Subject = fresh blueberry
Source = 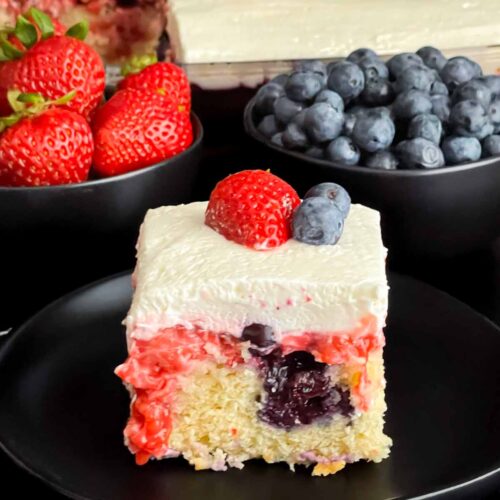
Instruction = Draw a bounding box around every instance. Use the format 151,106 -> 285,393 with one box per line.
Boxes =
449,99 -> 493,139
452,79 -> 492,109
408,113 -> 443,145
273,96 -> 304,124
393,90 -> 433,120
257,115 -> 281,138
483,135 -> 500,157
294,60 -> 328,84
357,56 -> 389,81
282,122 -> 310,149
254,82 -> 283,115
488,98 -> 500,133
352,111 -> 395,152
271,74 -> 289,86
365,150 -> 399,170
442,136 -> 481,164
292,108 -> 308,129
305,145 -> 325,159
242,324 -> 275,348
285,71 -> 324,102
395,65 -> 435,93
304,102 -> 344,143
304,182 -> 351,218
342,111 -> 357,136
431,94 -> 451,123
346,48 -> 380,64
440,56 -> 482,92
361,77 -> 394,106
325,136 -> 360,165
314,89 -> 344,113
480,75 -> 500,98
327,61 -> 365,101
387,52 -> 424,78
430,80 -> 449,96
416,46 -> 448,72
293,197 -> 345,245
270,132 -> 284,147
396,138 -> 445,169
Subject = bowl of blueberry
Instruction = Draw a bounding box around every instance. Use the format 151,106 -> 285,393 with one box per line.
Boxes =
244,47 -> 500,260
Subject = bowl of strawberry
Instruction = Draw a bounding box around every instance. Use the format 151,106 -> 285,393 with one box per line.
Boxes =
244,48 -> 500,261
0,9 -> 203,328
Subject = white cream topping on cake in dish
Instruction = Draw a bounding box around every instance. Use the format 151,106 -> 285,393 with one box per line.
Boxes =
167,0 -> 500,64
126,201 -> 388,342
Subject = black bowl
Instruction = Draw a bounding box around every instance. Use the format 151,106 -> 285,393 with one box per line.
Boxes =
0,113 -> 203,329
244,98 -> 500,262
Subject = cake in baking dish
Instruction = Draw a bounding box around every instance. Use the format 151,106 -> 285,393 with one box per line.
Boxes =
115,170 -> 392,475
0,1 -> 167,63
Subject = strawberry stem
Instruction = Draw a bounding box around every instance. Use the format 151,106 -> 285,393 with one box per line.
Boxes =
65,20 -> 89,41
121,54 -> 158,76
27,7 -> 54,39
0,34 -> 24,60
14,15 -> 37,48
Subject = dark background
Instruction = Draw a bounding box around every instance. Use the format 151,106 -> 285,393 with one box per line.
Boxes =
1,138 -> 499,499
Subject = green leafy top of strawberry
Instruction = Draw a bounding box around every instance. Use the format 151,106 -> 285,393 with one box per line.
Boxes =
0,7 -> 89,61
0,89 -> 76,132
121,54 -> 159,77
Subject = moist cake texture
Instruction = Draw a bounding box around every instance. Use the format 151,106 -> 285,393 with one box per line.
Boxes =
116,199 -> 392,474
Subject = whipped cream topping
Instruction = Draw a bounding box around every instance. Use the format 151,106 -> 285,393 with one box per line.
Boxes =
126,202 -> 388,342
167,0 -> 500,64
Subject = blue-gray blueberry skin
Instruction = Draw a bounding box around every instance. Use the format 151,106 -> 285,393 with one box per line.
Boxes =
282,122 -> 310,150
357,56 -> 389,81
488,99 -> 500,133
430,81 -> 449,96
393,90 -> 433,120
305,145 -> 325,159
304,182 -> 351,218
304,102 -> 344,143
325,136 -> 360,165
417,46 -> 448,72
442,136 -> 482,164
292,197 -> 345,245
361,77 -> 394,106
292,109 -> 308,129
346,48 -> 379,64
257,115 -> 281,138
342,111 -> 357,136
431,95 -> 451,123
254,82 -> 283,115
387,52 -> 424,78
314,89 -> 344,113
449,99 -> 493,139
271,74 -> 289,86
352,112 -> 395,152
440,56 -> 482,92
483,135 -> 500,156
452,79 -> 492,110
273,96 -> 304,125
327,61 -> 365,101
395,65 -> 436,93
285,71 -> 324,102
365,150 -> 399,170
480,75 -> 500,98
408,113 -> 443,145
396,138 -> 445,169
270,132 -> 284,147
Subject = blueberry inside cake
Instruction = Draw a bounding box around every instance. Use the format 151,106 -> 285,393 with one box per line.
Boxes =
115,170 -> 392,475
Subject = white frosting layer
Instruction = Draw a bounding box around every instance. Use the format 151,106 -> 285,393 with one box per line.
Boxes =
126,202 -> 388,341
167,0 -> 500,64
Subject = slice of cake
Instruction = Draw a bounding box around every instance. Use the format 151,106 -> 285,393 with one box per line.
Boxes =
116,170 -> 392,474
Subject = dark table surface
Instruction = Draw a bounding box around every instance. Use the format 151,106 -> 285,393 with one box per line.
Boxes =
1,144 -> 499,499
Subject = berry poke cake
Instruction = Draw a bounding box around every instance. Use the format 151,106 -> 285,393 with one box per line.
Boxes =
115,170 -> 392,475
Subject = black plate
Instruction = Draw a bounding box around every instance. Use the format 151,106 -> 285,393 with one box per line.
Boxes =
0,272 -> 499,500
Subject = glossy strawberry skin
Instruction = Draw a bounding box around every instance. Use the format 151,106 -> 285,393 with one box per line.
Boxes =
92,88 -> 194,177
117,62 -> 191,112
205,170 -> 301,250
0,108 -> 94,187
0,36 -> 105,118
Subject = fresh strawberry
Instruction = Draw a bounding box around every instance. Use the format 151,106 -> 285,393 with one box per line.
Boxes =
0,92 -> 93,187
118,55 -> 191,112
92,88 -> 193,177
0,9 -> 105,118
205,170 -> 301,250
